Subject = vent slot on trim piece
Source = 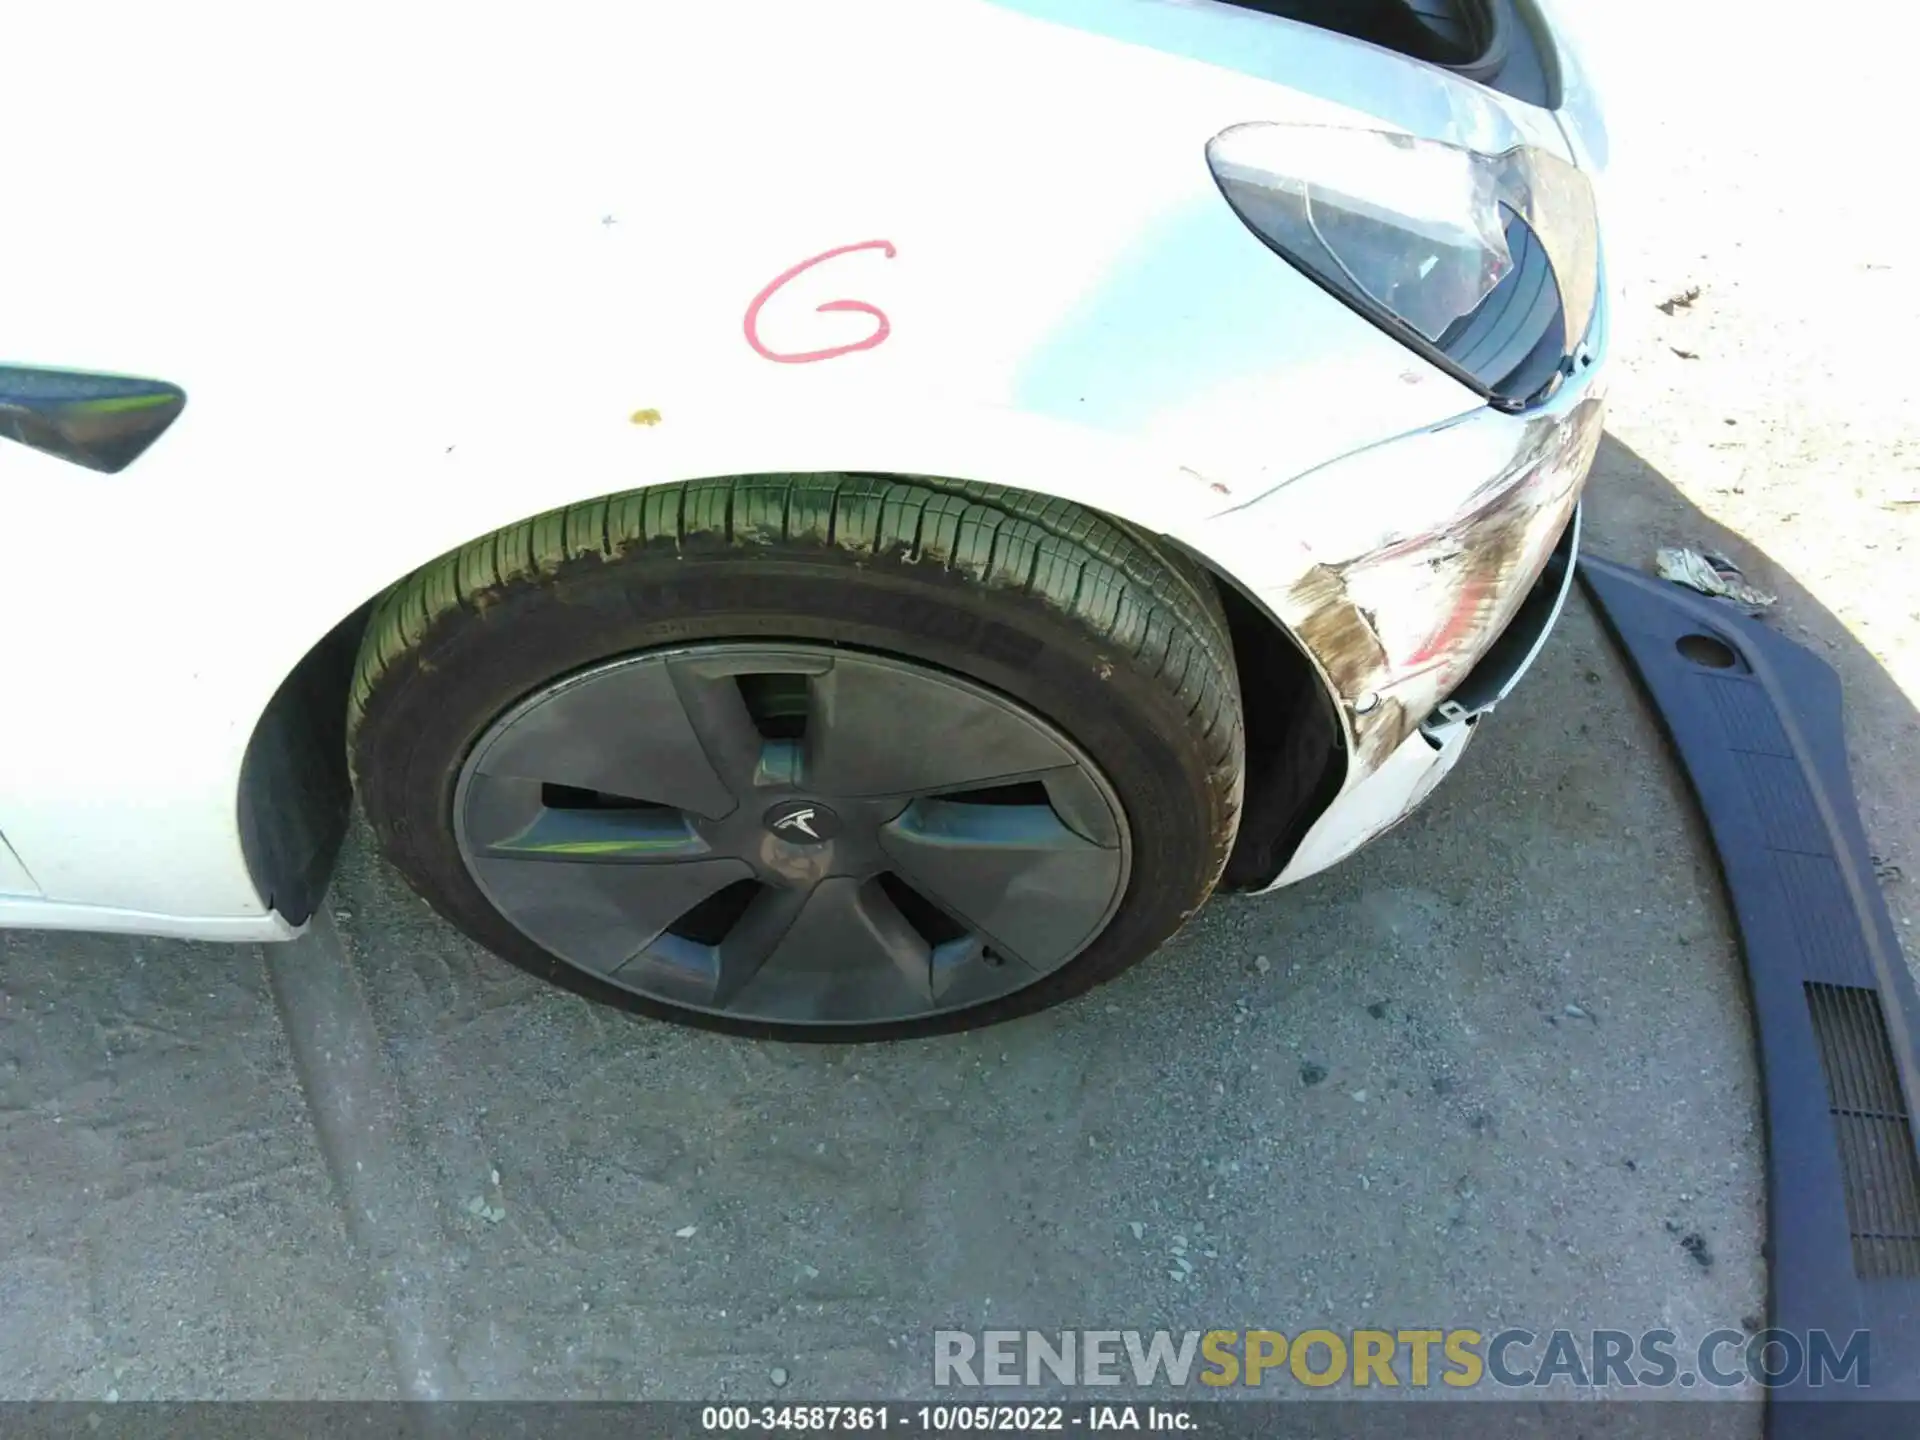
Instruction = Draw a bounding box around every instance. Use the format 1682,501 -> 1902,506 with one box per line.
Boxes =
1806,981 -> 1920,1279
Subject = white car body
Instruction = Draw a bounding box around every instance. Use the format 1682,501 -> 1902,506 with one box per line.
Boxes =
0,0 -> 1608,942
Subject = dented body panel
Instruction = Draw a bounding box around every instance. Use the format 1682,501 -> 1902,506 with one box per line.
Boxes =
0,0 -> 1608,936
1210,384 -> 1606,770
1194,298 -> 1608,883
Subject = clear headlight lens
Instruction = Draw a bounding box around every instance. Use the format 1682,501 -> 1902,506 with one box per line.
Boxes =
1207,123 -> 1599,409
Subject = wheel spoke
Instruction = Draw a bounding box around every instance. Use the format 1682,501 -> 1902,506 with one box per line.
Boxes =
471,659 -> 743,819
930,934 -> 1037,1008
805,656 -> 1078,798
463,774 -> 708,860
662,658 -> 776,792
878,800 -> 1122,969
467,853 -> 753,975
614,884 -> 803,1008
718,877 -> 936,1022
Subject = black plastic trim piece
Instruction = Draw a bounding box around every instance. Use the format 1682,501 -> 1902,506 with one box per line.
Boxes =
1500,0 -> 1560,107
1195,555 -> 1347,892
0,365 -> 186,473
1425,502 -> 1579,728
1224,0 -> 1547,103
236,605 -> 371,926
1581,556 -> 1920,1425
1408,0 -> 1509,80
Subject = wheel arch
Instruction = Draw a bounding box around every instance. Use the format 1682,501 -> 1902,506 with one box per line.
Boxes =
235,598 -> 374,925
1191,550 -> 1348,889
235,472 -> 1346,922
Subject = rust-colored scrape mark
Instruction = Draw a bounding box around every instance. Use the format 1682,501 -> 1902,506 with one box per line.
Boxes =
1181,466 -> 1233,497
629,408 -> 663,427
1284,562 -> 1409,769
1286,563 -> 1387,699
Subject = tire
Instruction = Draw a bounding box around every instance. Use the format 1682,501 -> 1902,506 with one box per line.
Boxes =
347,473 -> 1244,1040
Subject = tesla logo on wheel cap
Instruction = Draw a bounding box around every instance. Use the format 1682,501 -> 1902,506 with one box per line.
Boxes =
764,800 -> 840,843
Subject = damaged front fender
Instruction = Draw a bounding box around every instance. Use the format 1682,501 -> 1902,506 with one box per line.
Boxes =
1195,337 -> 1607,785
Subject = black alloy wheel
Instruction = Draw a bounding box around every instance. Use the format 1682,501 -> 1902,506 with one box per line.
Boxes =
452,643 -> 1131,1026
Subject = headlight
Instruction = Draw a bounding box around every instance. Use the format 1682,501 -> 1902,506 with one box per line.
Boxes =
1206,123 -> 1599,411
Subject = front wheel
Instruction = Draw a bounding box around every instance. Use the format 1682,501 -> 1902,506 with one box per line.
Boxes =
347,474 -> 1244,1040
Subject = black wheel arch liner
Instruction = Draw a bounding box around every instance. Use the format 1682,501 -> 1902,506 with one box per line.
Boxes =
1582,555 -> 1920,1427
235,602 -> 371,927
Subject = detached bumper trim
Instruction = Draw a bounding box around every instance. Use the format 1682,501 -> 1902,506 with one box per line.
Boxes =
1424,500 -> 1582,731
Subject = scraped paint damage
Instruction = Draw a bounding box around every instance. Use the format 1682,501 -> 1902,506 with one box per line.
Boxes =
1264,392 -> 1600,775
1282,561 -> 1402,768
